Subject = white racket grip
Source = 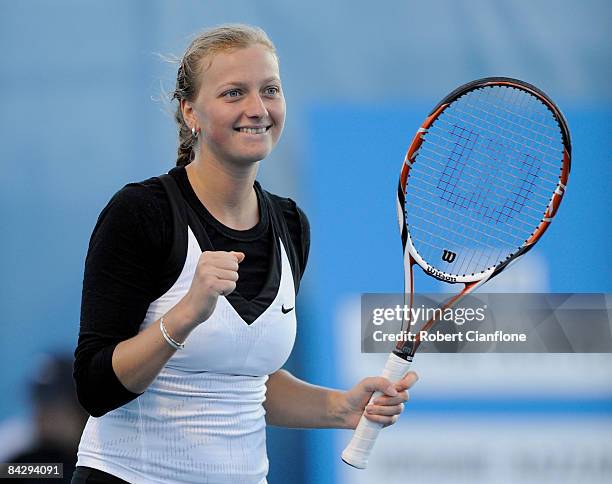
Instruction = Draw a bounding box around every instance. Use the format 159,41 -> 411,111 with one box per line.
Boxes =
341,352 -> 412,469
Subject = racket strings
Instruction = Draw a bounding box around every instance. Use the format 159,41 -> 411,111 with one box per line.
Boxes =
415,133 -> 557,235
412,173 -> 543,233
408,200 -> 513,277
421,144 -> 552,220
442,90 -> 563,198
408,216 -> 513,278
418,139 -> 555,228
440,110 -> 563,174
440,91 -> 564,171
452,87 -> 563,161
418,142 -> 551,216
453,88 -> 560,147
405,85 -> 565,277
409,213 -> 511,278
409,188 -> 527,246
430,116 -> 562,185
471,85 -> 563,145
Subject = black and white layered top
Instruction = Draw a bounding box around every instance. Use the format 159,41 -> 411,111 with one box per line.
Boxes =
74,167 -> 309,484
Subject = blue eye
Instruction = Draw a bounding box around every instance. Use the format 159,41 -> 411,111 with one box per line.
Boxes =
264,86 -> 280,97
224,89 -> 241,98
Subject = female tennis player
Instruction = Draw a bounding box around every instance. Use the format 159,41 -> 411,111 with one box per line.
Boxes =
71,24 -> 418,484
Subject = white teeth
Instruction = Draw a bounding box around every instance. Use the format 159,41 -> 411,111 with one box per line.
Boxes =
238,127 -> 268,134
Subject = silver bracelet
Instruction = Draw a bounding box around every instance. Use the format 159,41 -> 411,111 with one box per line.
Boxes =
159,316 -> 185,350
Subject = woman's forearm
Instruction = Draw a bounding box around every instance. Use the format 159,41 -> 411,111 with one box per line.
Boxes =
264,369 -> 351,429
112,250 -> 243,394
112,301 -> 196,393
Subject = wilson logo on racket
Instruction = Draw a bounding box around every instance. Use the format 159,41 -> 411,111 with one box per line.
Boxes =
441,249 -> 457,263
426,266 -> 457,282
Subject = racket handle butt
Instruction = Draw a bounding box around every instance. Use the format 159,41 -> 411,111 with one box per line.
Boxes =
341,352 -> 412,469
341,451 -> 368,470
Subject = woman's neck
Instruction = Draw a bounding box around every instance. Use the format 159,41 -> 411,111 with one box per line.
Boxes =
185,157 -> 260,230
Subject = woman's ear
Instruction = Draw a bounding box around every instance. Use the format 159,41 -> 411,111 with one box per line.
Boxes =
181,99 -> 197,131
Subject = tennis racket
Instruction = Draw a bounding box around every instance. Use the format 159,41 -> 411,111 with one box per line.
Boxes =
341,77 -> 571,469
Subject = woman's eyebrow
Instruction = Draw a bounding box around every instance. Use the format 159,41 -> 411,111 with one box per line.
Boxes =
217,77 -> 281,90
261,76 -> 281,84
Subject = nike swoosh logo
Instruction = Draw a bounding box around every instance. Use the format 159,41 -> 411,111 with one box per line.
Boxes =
281,305 -> 294,314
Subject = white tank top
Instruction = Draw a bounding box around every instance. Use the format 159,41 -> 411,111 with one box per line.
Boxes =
76,225 -> 297,483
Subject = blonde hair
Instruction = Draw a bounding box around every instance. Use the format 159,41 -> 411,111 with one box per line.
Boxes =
172,24 -> 278,166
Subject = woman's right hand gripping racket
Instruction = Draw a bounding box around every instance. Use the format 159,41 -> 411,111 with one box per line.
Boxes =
341,77 -> 572,469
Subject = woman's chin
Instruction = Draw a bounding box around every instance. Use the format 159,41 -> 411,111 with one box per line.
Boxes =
232,148 -> 273,165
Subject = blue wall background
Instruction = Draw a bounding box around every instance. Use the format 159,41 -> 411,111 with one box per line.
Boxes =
1,1 -> 610,483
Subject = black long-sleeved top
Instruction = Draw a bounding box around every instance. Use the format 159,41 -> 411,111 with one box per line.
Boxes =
74,167 -> 309,417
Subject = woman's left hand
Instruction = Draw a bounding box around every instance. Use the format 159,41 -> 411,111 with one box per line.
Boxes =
337,372 -> 419,429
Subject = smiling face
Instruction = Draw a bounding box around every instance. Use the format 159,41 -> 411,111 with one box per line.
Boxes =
182,44 -> 285,167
